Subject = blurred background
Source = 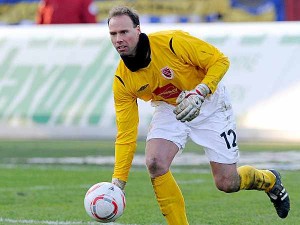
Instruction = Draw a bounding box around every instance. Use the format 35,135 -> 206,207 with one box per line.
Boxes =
0,0 -> 299,25
0,0 -> 300,142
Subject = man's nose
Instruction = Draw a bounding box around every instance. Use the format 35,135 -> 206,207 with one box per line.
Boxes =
116,33 -> 123,42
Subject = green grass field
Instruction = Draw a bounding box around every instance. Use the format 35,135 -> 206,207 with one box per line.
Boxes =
0,140 -> 299,225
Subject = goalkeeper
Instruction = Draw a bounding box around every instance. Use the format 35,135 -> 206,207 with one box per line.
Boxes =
107,6 -> 290,224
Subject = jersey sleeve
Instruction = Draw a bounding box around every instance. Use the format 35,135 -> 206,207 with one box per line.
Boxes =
171,31 -> 230,93
112,74 -> 139,182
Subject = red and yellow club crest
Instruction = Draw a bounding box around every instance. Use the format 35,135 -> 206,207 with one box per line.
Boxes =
161,66 -> 174,79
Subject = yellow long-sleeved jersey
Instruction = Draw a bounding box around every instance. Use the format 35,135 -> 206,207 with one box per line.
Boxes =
112,30 -> 230,181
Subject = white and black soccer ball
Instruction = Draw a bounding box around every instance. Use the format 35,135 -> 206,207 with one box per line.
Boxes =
84,182 -> 126,223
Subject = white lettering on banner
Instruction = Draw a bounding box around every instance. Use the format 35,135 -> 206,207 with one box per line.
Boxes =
0,23 -> 299,140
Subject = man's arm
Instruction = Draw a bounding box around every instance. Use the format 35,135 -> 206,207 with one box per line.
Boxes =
111,75 -> 139,189
171,31 -> 230,93
112,142 -> 137,189
172,31 -> 230,121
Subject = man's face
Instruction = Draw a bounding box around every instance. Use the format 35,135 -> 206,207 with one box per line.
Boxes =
108,15 -> 141,57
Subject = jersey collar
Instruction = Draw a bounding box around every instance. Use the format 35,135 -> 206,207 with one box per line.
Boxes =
121,33 -> 151,72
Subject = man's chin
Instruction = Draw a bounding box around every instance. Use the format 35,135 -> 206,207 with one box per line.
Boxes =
119,52 -> 126,56
119,52 -> 132,57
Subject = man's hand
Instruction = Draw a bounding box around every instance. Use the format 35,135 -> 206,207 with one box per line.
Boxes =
173,84 -> 210,122
112,178 -> 126,190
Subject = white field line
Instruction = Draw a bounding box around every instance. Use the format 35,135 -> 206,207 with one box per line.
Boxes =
24,151 -> 300,170
0,218 -> 141,225
177,178 -> 204,184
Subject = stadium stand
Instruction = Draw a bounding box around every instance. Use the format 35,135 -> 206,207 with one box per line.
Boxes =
0,0 -> 298,25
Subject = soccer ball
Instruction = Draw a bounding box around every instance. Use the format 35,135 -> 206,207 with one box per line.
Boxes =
84,182 -> 126,223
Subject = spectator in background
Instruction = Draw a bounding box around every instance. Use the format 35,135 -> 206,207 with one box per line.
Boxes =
36,0 -> 98,24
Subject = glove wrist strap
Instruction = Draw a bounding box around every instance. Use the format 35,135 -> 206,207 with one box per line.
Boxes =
195,83 -> 210,97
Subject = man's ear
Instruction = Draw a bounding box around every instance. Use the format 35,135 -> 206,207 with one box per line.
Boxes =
136,25 -> 141,34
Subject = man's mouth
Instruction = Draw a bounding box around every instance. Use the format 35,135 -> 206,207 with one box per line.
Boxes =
117,46 -> 127,52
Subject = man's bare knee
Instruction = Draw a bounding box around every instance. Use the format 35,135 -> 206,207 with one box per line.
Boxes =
146,157 -> 168,178
145,139 -> 179,178
215,177 -> 239,193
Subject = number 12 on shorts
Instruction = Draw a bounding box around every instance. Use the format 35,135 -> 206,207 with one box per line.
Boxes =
220,129 -> 237,149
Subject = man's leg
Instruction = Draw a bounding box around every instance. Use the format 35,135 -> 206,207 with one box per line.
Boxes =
210,162 -> 240,192
210,162 -> 290,218
210,162 -> 277,192
146,138 -> 189,225
237,165 -> 276,191
238,165 -> 290,218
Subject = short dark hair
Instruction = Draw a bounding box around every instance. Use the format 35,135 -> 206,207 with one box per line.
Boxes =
107,6 -> 140,27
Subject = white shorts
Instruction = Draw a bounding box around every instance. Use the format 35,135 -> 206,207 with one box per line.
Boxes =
146,83 -> 239,164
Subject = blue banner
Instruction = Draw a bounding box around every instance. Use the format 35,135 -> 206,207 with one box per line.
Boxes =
0,0 -> 38,3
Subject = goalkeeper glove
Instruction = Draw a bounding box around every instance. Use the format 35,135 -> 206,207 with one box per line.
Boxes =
173,84 -> 210,122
